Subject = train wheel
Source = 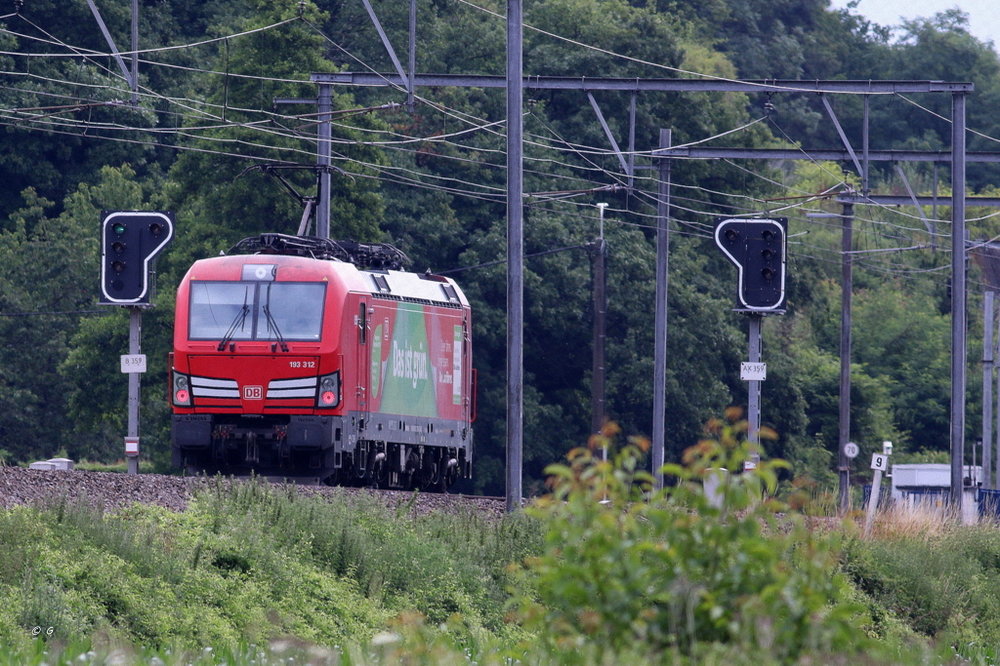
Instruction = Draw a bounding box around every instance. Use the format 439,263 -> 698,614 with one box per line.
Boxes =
323,466 -> 342,487
343,453 -> 364,487
353,451 -> 372,486
402,450 -> 421,490
417,464 -> 438,491
365,447 -> 388,488
438,458 -> 459,492
370,457 -> 388,488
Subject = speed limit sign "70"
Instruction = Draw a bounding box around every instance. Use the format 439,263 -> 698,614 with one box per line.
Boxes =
870,453 -> 888,471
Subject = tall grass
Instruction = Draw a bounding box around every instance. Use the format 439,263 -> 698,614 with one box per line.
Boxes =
844,503 -> 1000,657
189,479 -> 540,628
0,480 -> 538,658
870,498 -> 961,540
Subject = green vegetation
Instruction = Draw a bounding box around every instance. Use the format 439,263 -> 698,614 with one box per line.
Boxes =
72,460 -> 158,474
3,0 -> 1000,493
844,505 -> 1000,660
0,479 -> 538,663
6,421 -> 1000,663
508,418 -> 863,663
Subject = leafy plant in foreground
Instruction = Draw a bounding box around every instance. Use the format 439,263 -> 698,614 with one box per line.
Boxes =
510,414 -> 869,663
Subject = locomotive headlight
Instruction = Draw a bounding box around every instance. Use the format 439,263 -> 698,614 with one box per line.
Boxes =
173,371 -> 192,406
317,372 -> 340,408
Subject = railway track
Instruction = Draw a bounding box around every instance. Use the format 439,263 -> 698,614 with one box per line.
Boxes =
0,465 -> 506,518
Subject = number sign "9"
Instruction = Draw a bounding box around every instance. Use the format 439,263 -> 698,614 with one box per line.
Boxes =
870,453 -> 888,471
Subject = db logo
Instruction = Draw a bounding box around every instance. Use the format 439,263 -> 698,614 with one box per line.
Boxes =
243,385 -> 264,400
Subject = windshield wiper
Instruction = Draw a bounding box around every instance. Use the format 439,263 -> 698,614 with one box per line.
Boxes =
217,289 -> 250,351
262,283 -> 289,352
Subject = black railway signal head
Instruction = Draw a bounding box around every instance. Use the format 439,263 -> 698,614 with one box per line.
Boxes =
714,217 -> 787,312
100,211 -> 175,304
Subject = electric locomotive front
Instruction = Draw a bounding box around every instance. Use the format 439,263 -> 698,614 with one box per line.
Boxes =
170,234 -> 474,489
170,250 -> 351,478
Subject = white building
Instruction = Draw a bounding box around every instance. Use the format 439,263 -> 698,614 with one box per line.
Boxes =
890,463 -> 981,524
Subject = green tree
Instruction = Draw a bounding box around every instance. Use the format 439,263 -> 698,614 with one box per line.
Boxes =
164,0 -> 386,270
885,11 -> 1000,190
54,165 -> 173,465
0,164 -> 157,463
848,283 -> 951,453
0,0 -> 258,220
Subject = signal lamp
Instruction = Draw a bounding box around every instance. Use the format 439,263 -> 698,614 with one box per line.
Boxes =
714,217 -> 787,312
99,211 -> 174,304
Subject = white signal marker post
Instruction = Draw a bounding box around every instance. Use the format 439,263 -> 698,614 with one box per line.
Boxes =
124,311 -> 144,475
864,449 -> 891,537
744,315 -> 764,470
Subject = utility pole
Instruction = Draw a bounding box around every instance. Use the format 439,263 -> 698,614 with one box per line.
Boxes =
130,0 -> 138,104
995,325 -> 1000,490
652,129 -> 671,489
591,203 -> 608,451
950,92 -> 967,509
984,290 -> 994,489
317,83 -> 333,239
505,0 -> 524,513
408,0 -> 417,111
838,202 -> 854,512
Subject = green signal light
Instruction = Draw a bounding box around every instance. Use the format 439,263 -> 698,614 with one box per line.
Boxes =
112,222 -> 127,235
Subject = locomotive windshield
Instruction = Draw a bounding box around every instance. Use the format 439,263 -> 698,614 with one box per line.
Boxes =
189,281 -> 326,342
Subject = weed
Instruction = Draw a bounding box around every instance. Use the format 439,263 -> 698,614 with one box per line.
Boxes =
872,499 -> 960,541
509,416 -> 870,663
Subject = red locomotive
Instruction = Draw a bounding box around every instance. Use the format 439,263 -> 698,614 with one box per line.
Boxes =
170,234 -> 474,489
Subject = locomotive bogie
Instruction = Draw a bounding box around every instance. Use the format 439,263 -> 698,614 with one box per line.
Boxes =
170,238 -> 474,490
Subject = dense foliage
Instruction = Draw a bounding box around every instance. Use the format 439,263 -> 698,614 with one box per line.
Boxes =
0,481 -> 538,658
509,418 -> 863,662
2,0 -> 1000,493
8,421 -> 1000,663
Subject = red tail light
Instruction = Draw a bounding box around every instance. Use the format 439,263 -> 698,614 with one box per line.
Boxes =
316,372 -> 340,408
173,371 -> 192,406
